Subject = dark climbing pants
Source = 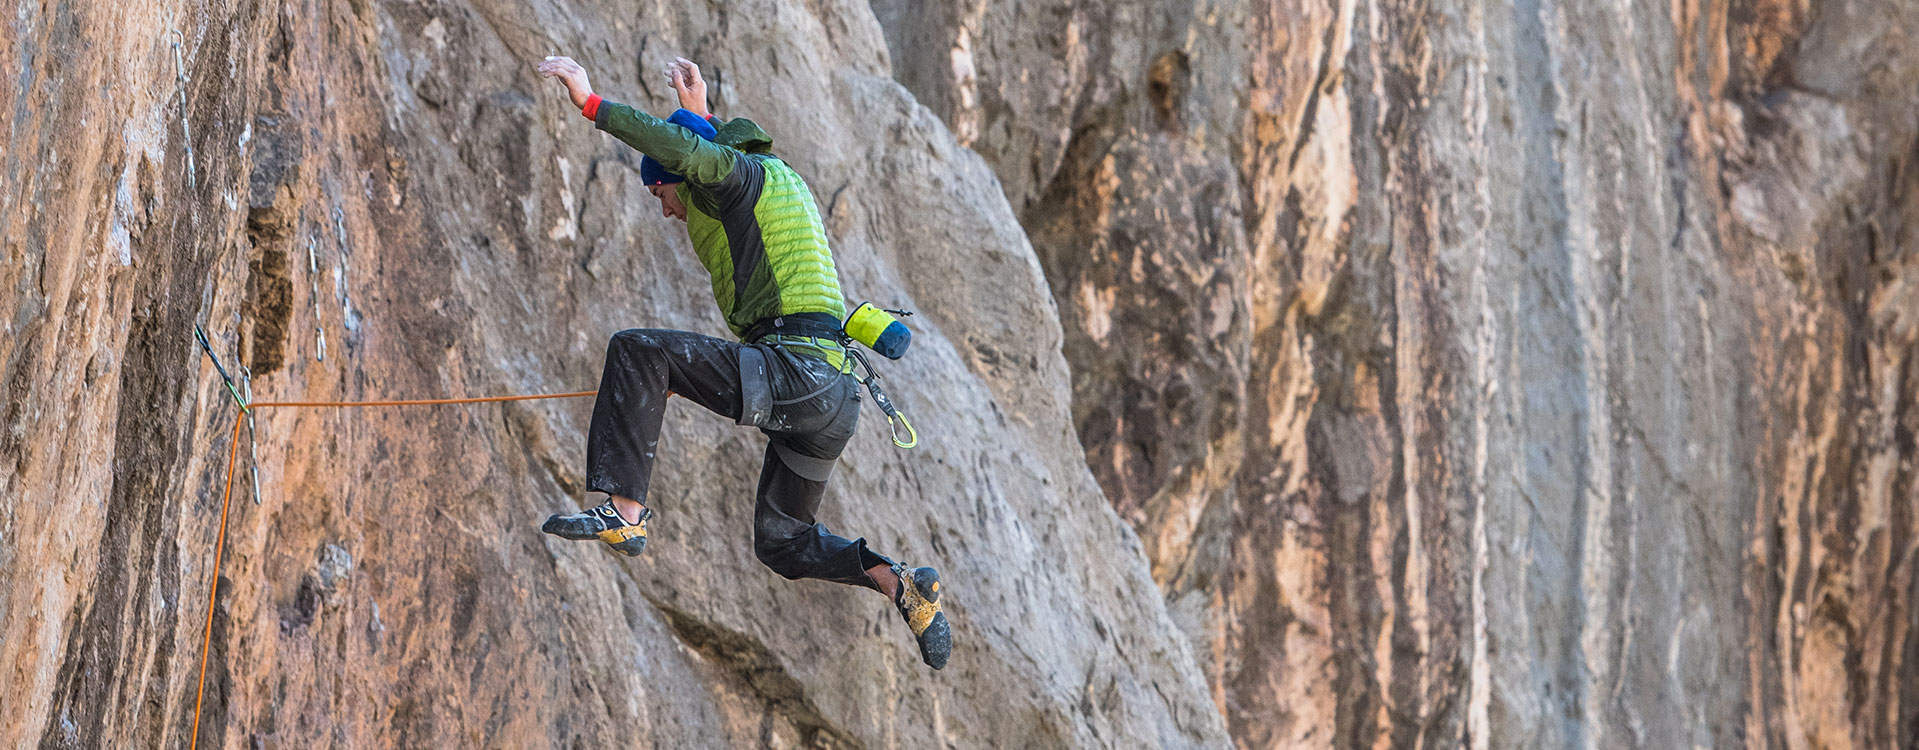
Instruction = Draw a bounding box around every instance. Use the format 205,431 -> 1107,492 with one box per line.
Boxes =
584,328 -> 893,589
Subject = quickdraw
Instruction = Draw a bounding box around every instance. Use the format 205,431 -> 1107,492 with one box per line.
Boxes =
846,347 -> 917,449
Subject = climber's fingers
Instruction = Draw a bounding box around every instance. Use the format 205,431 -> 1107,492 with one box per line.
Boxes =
674,58 -> 702,87
538,56 -> 585,79
664,58 -> 703,93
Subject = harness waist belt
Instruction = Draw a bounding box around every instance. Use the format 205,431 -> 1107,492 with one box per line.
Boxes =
744,312 -> 844,344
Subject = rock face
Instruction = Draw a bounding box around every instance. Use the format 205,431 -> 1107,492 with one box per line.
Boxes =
872,0 -> 1919,748
0,0 -> 1232,748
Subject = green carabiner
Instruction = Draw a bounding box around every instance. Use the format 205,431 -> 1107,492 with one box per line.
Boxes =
887,412 -> 918,449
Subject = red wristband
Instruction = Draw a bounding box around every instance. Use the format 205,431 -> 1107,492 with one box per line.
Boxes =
580,94 -> 603,121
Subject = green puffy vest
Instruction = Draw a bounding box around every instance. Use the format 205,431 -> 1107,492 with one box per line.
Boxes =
681,153 -> 846,336
594,103 -> 846,339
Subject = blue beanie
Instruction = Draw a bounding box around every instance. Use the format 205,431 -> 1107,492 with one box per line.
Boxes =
641,109 -> 720,186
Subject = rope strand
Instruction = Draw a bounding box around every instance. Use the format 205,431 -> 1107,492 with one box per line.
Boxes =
189,412 -> 245,750
250,391 -> 597,409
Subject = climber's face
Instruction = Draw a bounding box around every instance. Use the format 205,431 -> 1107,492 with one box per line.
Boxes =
648,183 -> 688,222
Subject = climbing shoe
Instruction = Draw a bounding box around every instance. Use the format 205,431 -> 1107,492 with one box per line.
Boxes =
541,500 -> 652,557
892,563 -> 951,670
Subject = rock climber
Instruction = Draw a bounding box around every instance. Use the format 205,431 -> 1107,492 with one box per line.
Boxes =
533,54 -> 950,669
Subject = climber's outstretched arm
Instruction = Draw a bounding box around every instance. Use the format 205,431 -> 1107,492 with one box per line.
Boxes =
536,55 -> 735,184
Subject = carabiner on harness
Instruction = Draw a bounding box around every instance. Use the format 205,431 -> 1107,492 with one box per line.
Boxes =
847,348 -> 918,449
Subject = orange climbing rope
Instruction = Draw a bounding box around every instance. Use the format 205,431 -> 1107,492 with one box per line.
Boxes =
247,392 -> 598,409
190,411 -> 245,750
187,389 -> 597,749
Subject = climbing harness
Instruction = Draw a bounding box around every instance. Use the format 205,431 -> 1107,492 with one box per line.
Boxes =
746,308 -> 921,449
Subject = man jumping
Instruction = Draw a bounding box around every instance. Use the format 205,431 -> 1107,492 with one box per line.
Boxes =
533,55 -> 950,669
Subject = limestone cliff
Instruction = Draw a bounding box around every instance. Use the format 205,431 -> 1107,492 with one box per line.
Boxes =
873,0 -> 1919,747
0,0 -> 1232,747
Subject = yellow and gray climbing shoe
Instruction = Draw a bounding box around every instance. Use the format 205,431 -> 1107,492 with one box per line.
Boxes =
893,563 -> 951,669
542,500 -> 652,557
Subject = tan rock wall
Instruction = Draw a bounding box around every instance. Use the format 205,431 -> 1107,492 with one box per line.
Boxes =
871,0 -> 1919,747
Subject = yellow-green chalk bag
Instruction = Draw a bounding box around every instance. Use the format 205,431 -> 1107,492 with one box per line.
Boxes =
844,302 -> 912,359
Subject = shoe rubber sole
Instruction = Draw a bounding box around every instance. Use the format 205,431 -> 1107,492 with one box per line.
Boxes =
541,514 -> 599,540
897,566 -> 951,670
542,510 -> 648,556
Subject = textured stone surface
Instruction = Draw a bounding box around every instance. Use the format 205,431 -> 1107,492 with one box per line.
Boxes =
0,0 -> 1230,747
8,0 -> 1918,746
873,0 -> 1919,747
